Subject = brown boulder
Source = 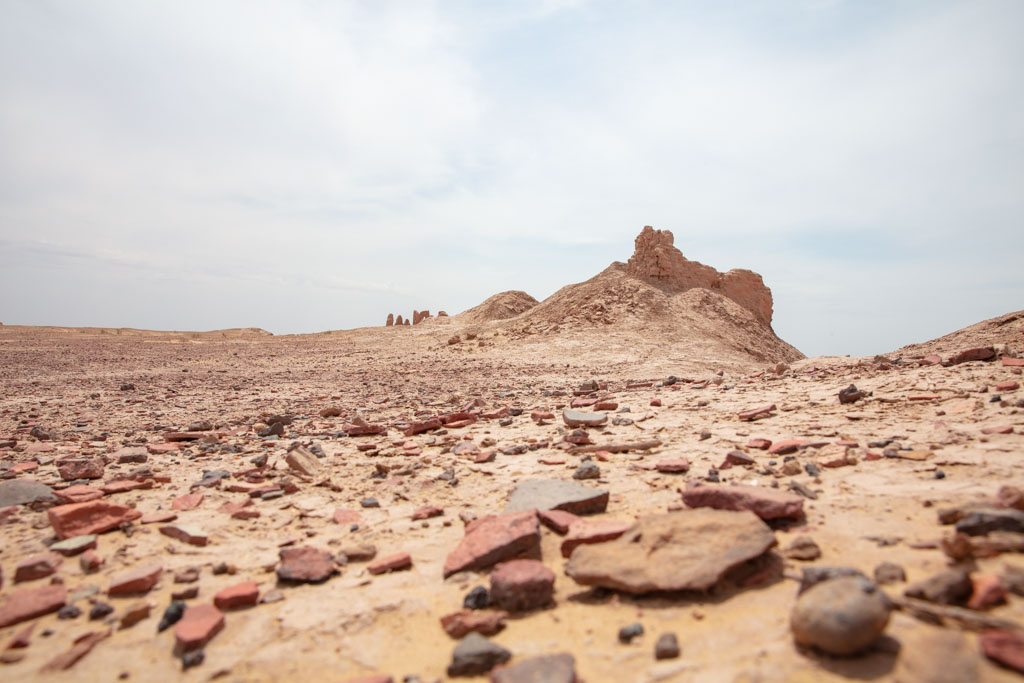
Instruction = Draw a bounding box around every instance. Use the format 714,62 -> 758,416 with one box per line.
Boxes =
57,458 -> 104,481
565,510 -> 776,593
277,546 -> 336,583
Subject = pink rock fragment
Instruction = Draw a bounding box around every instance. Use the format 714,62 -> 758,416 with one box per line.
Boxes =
682,484 -> 804,521
214,580 -> 260,609
368,552 -> 413,575
538,509 -> 580,535
443,510 -> 540,578
108,564 -> 162,595
171,493 -> 204,511
174,604 -> 225,653
0,584 -> 67,627
560,520 -> 633,558
48,500 -> 142,539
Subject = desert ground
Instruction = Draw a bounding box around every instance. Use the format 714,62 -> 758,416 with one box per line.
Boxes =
2,231 -> 1024,682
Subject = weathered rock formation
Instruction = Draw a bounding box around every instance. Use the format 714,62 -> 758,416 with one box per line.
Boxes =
386,311 -> 433,327
626,226 -> 774,326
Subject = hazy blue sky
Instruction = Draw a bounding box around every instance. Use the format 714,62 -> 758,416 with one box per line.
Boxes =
1,1 -> 1021,357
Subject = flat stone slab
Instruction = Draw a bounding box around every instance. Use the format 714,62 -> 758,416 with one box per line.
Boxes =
48,500 -> 143,539
0,584 -> 67,628
562,409 -> 607,428
159,524 -> 209,546
565,509 -> 776,594
0,479 -> 56,507
504,479 -> 609,516
50,534 -> 98,556
681,484 -> 804,521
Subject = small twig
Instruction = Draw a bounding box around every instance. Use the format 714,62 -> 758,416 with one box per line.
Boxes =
568,439 -> 662,454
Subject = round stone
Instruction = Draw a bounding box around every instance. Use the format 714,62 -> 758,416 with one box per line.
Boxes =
790,576 -> 891,655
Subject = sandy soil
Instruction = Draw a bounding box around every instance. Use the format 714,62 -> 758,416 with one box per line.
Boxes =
0,318 -> 1023,682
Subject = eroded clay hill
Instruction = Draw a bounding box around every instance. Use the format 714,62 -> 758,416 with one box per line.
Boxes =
455,291 -> 539,324
892,310 -> 1024,361
479,227 -> 802,366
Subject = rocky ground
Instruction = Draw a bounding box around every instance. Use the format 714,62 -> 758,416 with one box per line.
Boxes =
1,320 -> 1024,682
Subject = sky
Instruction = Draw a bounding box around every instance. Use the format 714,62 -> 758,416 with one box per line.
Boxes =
1,0 -> 1021,357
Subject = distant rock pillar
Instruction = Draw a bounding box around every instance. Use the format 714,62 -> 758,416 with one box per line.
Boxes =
395,315 -> 404,325
386,313 -> 394,327
404,318 -> 410,326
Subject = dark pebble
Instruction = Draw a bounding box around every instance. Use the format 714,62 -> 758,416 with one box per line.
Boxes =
464,586 -> 491,610
181,650 -> 204,670
57,605 -> 81,620
89,602 -> 114,621
619,623 -> 644,643
655,632 -> 681,659
158,601 -> 187,632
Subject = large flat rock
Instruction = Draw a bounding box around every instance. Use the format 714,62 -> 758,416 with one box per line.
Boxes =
0,479 -> 57,507
504,479 -> 609,515
565,509 -> 776,593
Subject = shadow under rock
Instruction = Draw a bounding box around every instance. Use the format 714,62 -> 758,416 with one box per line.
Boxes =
797,635 -> 901,680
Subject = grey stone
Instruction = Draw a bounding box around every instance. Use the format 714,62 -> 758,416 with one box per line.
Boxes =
903,568 -> 972,605
0,479 -> 56,507
618,622 -> 643,643
50,535 -> 97,557
955,509 -> 1024,536
446,632 -> 511,677
572,461 -> 600,480
873,562 -> 906,585
491,653 -> 576,683
504,479 -> 609,515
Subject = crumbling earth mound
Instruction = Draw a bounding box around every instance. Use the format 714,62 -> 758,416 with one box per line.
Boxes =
457,291 -> 540,324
